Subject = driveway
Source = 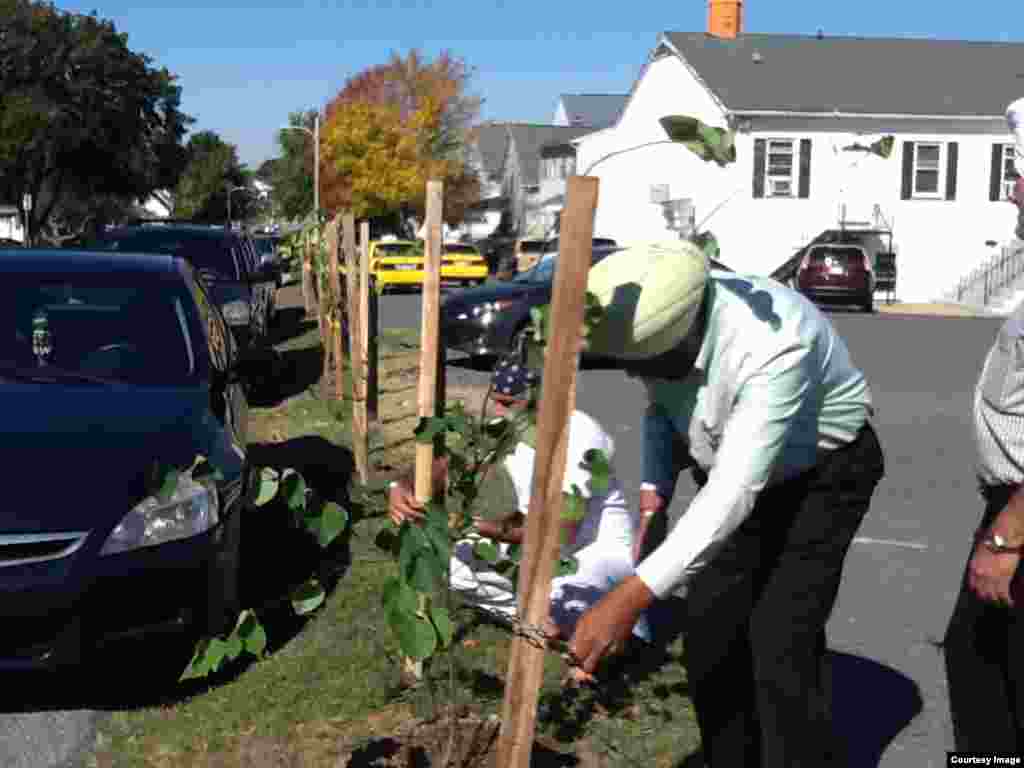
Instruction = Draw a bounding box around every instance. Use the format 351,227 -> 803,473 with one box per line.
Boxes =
1,290 -> 1003,768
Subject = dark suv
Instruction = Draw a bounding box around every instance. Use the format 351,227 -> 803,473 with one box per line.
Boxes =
89,223 -> 278,348
795,243 -> 876,313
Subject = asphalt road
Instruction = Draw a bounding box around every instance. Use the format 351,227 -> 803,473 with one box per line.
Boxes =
0,289 -> 1003,768
380,292 -> 1003,767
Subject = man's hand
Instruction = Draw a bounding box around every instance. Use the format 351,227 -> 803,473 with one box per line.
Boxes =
568,576 -> 655,681
388,480 -> 424,527
473,517 -> 502,539
968,543 -> 1022,607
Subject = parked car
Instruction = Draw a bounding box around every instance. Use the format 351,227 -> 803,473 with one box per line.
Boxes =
363,239 -> 489,293
87,223 -> 279,348
535,237 -> 620,266
253,234 -> 283,288
441,245 -> 733,360
795,242 -> 876,312
0,249 -> 259,670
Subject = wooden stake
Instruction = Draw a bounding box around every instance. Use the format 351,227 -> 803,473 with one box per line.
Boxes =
360,220 -> 379,423
415,180 -> 444,505
344,212 -> 368,484
324,216 -> 342,403
494,176 -> 599,768
301,226 -> 316,316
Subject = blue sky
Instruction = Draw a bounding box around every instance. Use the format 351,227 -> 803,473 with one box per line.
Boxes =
58,0 -> 1024,169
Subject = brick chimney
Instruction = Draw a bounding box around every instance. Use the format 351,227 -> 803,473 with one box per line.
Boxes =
708,0 -> 743,39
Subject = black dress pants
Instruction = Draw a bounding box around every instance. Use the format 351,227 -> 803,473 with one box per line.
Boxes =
669,423 -> 885,767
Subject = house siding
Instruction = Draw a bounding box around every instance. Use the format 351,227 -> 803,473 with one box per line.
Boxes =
575,53 -> 1021,302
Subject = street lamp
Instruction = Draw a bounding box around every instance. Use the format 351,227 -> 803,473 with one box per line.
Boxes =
279,110 -> 320,220
226,184 -> 250,231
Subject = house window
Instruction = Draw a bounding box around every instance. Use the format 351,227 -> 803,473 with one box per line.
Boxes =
912,143 -> 944,198
765,139 -> 795,197
1001,144 -> 1021,200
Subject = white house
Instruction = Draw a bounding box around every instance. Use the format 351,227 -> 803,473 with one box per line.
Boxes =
574,20 -> 1024,302
0,205 -> 25,242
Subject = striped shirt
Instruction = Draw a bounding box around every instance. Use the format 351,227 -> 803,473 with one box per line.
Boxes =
974,299 -> 1024,487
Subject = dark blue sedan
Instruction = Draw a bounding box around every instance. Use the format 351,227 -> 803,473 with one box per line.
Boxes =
0,249 -> 255,671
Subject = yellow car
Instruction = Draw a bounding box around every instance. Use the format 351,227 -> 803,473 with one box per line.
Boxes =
363,240 -> 488,293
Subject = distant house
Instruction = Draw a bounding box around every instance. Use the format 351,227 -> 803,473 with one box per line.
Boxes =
553,94 -> 627,130
501,124 -> 595,238
0,205 -> 24,242
574,10 -> 1024,301
461,122 -> 510,240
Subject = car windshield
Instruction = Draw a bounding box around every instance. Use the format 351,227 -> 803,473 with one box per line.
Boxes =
443,244 -> 479,255
376,243 -> 420,256
91,230 -> 242,281
0,277 -> 198,386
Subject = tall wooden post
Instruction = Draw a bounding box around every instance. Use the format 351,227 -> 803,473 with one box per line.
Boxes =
360,220 -> 379,423
324,216 -> 342,402
415,181 -> 444,505
494,176 -> 599,768
344,212 -> 368,484
301,227 -> 316,316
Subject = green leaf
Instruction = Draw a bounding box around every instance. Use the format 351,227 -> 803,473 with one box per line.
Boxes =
506,542 -> 522,561
409,549 -> 444,592
413,416 -> 449,444
308,501 -> 348,548
280,469 -> 307,514
224,631 -> 244,661
254,467 -> 281,506
473,539 -> 500,563
556,555 -> 579,577
205,636 -> 229,674
430,604 -> 454,649
423,518 -> 450,563
562,488 -> 586,523
147,462 -> 179,504
191,456 -> 224,483
238,611 -> 267,656
391,611 -> 437,660
581,449 -> 611,494
529,306 -> 546,343
399,523 -> 429,578
445,409 -> 471,438
375,526 -> 399,554
180,637 -> 214,681
290,579 -> 326,615
382,577 -> 417,617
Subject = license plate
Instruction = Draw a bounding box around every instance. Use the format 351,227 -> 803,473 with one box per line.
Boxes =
829,266 -> 845,275
395,264 -> 418,271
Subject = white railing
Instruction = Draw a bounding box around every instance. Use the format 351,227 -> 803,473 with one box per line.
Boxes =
946,242 -> 1024,307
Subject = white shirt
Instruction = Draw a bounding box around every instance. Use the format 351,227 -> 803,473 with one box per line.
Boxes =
505,410 -> 635,556
974,298 -> 1024,487
634,273 -> 873,598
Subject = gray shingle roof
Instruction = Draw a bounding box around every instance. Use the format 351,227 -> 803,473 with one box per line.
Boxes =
664,31 -> 1024,117
469,123 -> 510,177
558,94 -> 628,129
505,125 -> 595,186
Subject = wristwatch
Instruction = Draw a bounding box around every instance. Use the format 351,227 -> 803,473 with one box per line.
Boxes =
977,529 -> 1024,554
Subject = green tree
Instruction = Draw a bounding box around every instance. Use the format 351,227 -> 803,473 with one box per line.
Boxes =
0,0 -> 191,243
172,130 -> 251,223
270,109 -> 317,222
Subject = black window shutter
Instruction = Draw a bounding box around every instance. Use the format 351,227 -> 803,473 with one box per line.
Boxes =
798,138 -> 812,198
753,139 -> 766,198
945,142 -> 959,200
991,143 -> 1004,201
901,141 -> 914,200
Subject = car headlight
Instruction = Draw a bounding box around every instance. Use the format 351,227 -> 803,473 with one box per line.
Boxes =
221,300 -> 250,326
469,299 -> 519,318
101,475 -> 219,555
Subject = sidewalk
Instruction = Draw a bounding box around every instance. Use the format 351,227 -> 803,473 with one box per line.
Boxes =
875,301 -> 997,318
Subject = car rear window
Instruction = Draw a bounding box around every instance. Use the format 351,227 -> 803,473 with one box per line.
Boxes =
92,231 -> 242,281
376,243 -> 419,256
1,277 -> 198,386
443,244 -> 479,255
518,240 -> 547,253
808,246 -> 865,266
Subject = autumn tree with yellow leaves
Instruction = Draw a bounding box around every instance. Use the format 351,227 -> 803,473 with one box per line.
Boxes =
319,50 -> 481,229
